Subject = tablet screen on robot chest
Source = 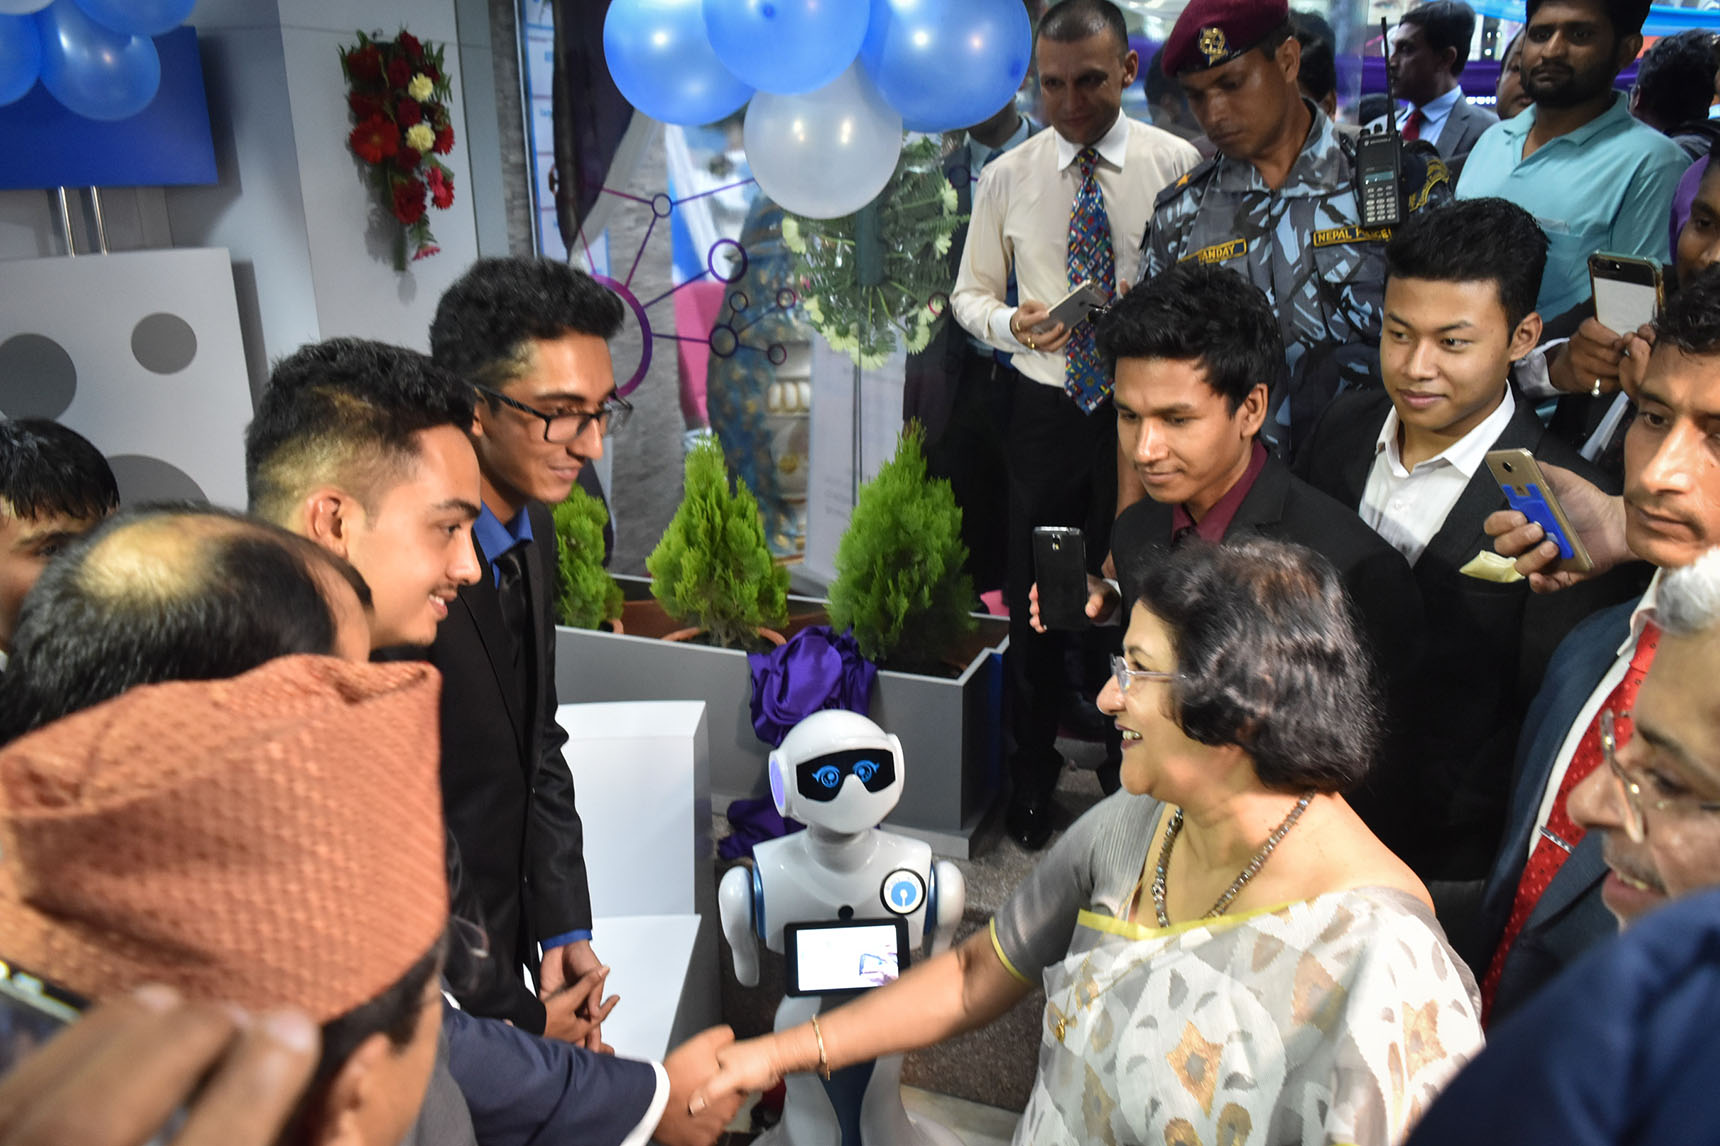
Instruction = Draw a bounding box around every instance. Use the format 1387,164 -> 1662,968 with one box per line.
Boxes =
784,918 -> 911,997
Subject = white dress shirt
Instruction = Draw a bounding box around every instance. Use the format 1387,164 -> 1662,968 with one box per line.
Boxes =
1526,571 -> 1662,863
1361,387 -> 1518,565
950,112 -> 1199,389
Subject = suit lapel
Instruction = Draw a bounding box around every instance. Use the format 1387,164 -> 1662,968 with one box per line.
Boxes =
458,530 -> 530,743
1419,397 -> 1542,571
1526,831 -> 1607,928
1230,452 -> 1291,533
1336,399 -> 1389,507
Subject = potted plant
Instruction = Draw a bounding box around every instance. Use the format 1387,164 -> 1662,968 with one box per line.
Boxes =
645,436 -> 789,650
552,481 -> 623,631
827,423 -> 975,675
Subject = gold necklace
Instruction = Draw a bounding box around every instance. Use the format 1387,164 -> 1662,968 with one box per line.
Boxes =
1152,792 -> 1313,927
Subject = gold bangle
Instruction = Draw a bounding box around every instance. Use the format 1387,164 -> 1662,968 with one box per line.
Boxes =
810,1014 -> 832,1080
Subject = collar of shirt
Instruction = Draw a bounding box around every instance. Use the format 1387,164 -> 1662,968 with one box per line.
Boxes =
1055,110 -> 1131,173
1374,386 -> 1517,479
969,113 -> 1033,174
474,501 -> 534,585
1170,439 -> 1269,543
1621,568 -> 1664,657
1410,84 -> 1463,128
1213,100 -> 1345,197
1499,91 -> 1631,151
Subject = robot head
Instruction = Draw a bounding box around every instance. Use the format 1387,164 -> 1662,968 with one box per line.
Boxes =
768,710 -> 904,833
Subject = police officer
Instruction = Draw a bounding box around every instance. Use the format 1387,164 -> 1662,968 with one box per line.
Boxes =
1136,0 -> 1453,466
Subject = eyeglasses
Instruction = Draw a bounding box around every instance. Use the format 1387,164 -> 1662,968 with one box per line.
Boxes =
1599,708 -> 1720,843
474,385 -> 632,444
1110,654 -> 1174,694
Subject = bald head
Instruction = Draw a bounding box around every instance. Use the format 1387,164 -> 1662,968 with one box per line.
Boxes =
0,505 -> 372,743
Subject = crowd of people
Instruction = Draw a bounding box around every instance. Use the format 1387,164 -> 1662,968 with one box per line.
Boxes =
5,0 -> 1720,1143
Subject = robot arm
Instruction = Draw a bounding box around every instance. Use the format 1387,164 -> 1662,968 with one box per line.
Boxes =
717,863 -> 761,988
928,859 -> 966,957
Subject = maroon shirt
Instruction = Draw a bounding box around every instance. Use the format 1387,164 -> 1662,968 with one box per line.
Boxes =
1169,440 -> 1269,543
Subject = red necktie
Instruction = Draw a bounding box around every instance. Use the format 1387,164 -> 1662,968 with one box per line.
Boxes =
1401,108 -> 1423,142
1479,621 -> 1661,1021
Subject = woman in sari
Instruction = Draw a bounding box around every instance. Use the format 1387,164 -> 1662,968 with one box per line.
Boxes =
693,538 -> 1483,1145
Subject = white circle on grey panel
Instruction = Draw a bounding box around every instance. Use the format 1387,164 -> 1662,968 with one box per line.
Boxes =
0,333 -> 77,419
107,455 -> 208,505
131,313 -> 199,375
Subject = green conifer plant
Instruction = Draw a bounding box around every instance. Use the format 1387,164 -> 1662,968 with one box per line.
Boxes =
552,481 -> 623,630
827,423 -> 975,673
646,436 -> 789,650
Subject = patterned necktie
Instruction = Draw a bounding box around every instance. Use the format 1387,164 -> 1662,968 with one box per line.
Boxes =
1401,108 -> 1424,142
1064,146 -> 1114,413
1480,620 -> 1661,1020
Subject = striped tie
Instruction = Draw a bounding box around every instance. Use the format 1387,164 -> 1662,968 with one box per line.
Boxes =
1065,147 -> 1114,413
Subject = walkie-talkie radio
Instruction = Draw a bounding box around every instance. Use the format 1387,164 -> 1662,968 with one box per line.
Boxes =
1354,18 -> 1404,229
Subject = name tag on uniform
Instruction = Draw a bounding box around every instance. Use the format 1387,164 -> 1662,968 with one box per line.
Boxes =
1311,224 -> 1394,248
1181,238 -> 1247,265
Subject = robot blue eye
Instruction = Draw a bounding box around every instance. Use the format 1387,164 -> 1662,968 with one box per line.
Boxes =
853,759 -> 877,783
813,764 -> 841,788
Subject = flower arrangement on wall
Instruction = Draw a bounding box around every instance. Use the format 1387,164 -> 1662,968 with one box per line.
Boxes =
339,29 -> 456,269
781,137 -> 965,368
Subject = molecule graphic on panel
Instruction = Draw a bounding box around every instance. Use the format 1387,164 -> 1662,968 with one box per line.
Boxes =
571,177 -> 812,559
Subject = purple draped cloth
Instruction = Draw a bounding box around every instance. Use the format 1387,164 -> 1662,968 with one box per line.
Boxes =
746,626 -> 878,748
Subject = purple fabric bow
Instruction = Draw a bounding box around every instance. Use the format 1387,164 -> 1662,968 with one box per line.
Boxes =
747,625 -> 878,748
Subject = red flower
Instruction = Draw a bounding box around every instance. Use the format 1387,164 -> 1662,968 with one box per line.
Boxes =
347,43 -> 383,84
349,115 -> 398,164
396,98 -> 422,127
392,177 -> 427,224
427,165 -> 454,209
395,146 -> 421,172
422,63 -> 440,83
399,31 -> 424,63
348,91 -> 384,120
387,57 -> 412,88
433,124 -> 455,154
411,244 -> 441,261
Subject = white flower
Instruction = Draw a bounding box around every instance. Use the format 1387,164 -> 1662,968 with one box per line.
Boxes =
932,232 -> 951,256
405,122 -> 435,153
939,181 -> 958,212
781,216 -> 806,254
859,349 -> 889,369
407,73 -> 434,101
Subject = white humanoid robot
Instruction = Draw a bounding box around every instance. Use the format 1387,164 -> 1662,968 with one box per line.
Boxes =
719,711 -> 967,1146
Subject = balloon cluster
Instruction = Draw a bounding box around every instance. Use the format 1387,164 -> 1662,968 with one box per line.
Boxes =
604,0 -> 1031,219
0,0 -> 192,119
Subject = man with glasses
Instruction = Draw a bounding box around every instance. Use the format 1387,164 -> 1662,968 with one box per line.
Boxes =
426,258 -> 630,1043
1473,266 -> 1720,1024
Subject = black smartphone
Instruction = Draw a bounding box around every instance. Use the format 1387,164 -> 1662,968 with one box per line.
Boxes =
1033,526 -> 1089,630
784,918 -> 910,998
0,958 -> 84,1075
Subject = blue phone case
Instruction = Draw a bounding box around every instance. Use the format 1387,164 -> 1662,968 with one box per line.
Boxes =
1501,483 -> 1576,559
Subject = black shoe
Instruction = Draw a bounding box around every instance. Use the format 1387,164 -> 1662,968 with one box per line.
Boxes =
1006,796 -> 1056,851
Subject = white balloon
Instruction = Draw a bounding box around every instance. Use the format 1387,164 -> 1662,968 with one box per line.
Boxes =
744,62 -> 902,221
0,0 -> 51,12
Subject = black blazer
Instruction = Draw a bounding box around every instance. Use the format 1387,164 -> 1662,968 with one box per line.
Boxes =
1109,452 -> 1429,839
430,499 -> 590,1033
1296,389 -> 1641,883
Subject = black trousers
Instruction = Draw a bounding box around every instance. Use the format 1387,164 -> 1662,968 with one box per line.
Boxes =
925,348 -> 1017,594
1003,376 -> 1117,805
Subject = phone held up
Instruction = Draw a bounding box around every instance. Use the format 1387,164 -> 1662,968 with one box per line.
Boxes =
1032,279 -> 1108,336
1589,252 -> 1664,336
1484,449 -> 1594,574
1033,526 -> 1089,630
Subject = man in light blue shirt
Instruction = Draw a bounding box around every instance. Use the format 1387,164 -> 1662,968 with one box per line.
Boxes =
1456,0 -> 1689,323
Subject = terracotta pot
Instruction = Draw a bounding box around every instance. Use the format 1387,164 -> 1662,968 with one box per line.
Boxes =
663,626 -> 787,648
600,616 -> 625,635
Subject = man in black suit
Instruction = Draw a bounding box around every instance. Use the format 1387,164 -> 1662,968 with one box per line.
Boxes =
429,259 -> 633,1043
1036,262 -> 1425,836
1297,198 -> 1639,939
1371,1 -> 1498,167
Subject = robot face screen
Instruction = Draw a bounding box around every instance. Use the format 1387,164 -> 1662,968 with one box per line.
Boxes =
796,748 -> 897,802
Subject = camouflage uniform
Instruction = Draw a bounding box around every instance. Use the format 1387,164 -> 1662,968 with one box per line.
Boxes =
1138,104 -> 1452,448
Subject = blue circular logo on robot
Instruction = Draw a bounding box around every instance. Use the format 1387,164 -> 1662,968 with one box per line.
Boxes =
881,869 -> 925,916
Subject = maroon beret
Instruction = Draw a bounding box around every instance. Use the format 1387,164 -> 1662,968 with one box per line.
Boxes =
1163,0 -> 1291,76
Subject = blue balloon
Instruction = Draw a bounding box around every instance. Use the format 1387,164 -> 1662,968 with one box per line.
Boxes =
859,0 -> 1031,134
0,14 -> 41,105
72,0 -> 193,38
605,0 -> 752,126
703,0 -> 869,95
35,0 -> 159,119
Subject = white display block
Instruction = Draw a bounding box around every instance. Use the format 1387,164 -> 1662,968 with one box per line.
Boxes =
802,336 -> 907,585
556,700 -> 718,1057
